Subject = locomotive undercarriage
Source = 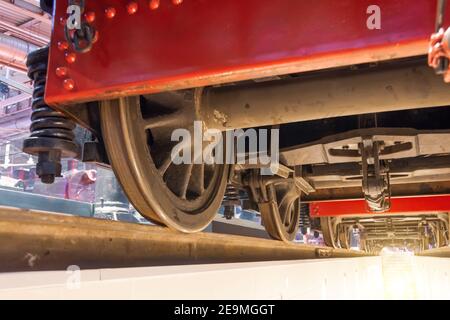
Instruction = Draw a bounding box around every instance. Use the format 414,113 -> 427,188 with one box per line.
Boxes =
40,60 -> 450,250
320,214 -> 449,254
22,19 -> 450,250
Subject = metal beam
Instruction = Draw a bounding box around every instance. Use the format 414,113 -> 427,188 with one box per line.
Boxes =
0,1 -> 50,26
310,195 -> 450,217
417,247 -> 450,257
0,206 -> 368,272
0,75 -> 32,94
201,65 -> 450,130
0,58 -> 27,72
0,20 -> 48,46
0,93 -> 30,109
4,18 -> 41,37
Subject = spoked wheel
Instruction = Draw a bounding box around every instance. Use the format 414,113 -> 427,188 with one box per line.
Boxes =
100,96 -> 230,233
259,182 -> 301,242
421,235 -> 431,251
435,221 -> 449,248
320,217 -> 339,248
338,225 -> 351,249
321,218 -> 361,249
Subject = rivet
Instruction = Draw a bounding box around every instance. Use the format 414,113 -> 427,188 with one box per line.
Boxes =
55,67 -> 68,78
84,11 -> 96,23
105,7 -> 116,19
149,0 -> 160,10
65,52 -> 77,64
63,79 -> 75,91
92,31 -> 99,44
59,17 -> 67,26
127,2 -> 139,14
57,41 -> 69,51
172,0 -> 183,5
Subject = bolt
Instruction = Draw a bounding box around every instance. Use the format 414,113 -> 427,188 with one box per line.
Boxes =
84,11 -> 96,23
127,2 -> 138,14
59,17 -> 66,26
92,31 -> 99,43
57,41 -> 69,51
65,52 -> 77,64
105,7 -> 117,19
149,0 -> 160,10
55,67 -> 68,78
63,78 -> 75,91
172,0 -> 183,5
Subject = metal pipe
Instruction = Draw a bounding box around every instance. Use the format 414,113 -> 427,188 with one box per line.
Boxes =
200,65 -> 450,130
0,76 -> 33,95
0,93 -> 31,109
0,0 -> 50,25
0,33 -> 37,69
0,20 -> 48,46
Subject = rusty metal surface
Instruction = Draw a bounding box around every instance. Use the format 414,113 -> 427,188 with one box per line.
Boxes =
417,246 -> 450,257
45,0 -> 450,105
0,206 -> 368,272
201,65 -> 450,130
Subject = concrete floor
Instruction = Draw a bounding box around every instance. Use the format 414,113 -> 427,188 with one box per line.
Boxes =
0,253 -> 448,299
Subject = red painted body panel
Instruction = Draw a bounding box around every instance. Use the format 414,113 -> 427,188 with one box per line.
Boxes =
310,195 -> 450,217
45,0 -> 450,105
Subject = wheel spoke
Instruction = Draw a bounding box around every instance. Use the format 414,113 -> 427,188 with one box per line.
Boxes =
189,163 -> 205,196
141,113 -> 181,131
284,206 -> 293,227
100,96 -> 229,233
158,153 -> 173,176
179,163 -> 194,199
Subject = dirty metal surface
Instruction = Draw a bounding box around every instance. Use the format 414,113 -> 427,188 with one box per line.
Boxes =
417,246 -> 450,258
0,206 -> 368,272
45,0 -> 450,105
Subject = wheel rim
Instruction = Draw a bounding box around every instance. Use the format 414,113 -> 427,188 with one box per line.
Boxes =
321,217 -> 338,248
338,225 -> 351,249
260,182 -> 300,242
100,96 -> 229,232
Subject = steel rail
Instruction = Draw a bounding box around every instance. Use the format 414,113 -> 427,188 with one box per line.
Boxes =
0,206 -> 369,272
417,246 -> 450,258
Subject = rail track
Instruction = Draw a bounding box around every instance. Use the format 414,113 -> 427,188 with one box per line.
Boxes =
417,246 -> 450,258
0,206 -> 370,272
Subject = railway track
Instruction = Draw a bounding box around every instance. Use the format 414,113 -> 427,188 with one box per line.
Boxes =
417,246 -> 450,258
0,206 -> 369,272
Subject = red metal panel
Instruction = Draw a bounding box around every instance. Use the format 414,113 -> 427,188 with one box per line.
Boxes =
310,195 -> 450,217
45,0 -> 450,105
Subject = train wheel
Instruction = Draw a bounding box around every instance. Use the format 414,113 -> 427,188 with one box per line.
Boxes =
100,96 -> 230,233
338,225 -> 351,249
320,217 -> 338,248
436,221 -> 449,247
259,182 -> 301,242
421,236 -> 431,251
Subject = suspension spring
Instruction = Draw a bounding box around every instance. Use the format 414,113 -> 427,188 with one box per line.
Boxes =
222,184 -> 241,220
299,203 -> 310,235
22,47 -> 79,184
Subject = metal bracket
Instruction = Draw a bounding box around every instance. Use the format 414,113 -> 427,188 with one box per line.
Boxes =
360,138 -> 391,212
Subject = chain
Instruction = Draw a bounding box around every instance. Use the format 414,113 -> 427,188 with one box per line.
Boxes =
64,0 -> 95,53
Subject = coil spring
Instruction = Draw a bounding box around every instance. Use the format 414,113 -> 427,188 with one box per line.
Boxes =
28,50 -> 76,143
23,47 -> 78,183
223,184 -> 241,220
299,203 -> 310,235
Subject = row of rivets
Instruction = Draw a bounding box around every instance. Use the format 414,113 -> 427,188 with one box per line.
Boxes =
58,0 -> 185,91
107,0 -> 183,18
